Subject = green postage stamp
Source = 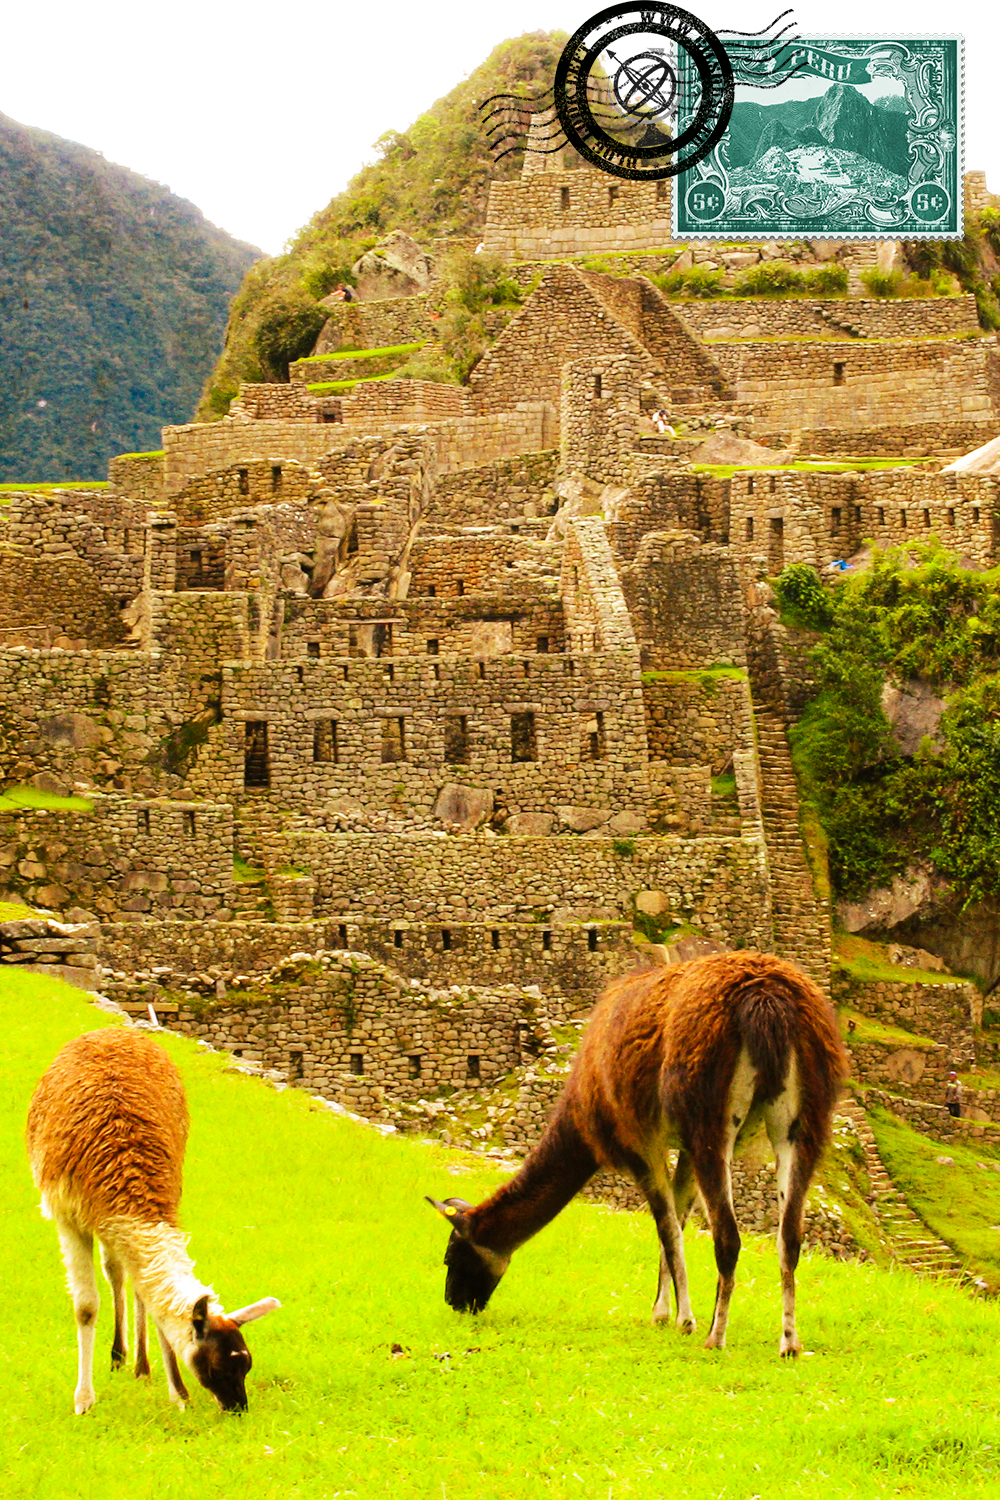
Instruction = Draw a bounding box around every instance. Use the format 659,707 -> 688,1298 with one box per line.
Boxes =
674,37 -> 963,240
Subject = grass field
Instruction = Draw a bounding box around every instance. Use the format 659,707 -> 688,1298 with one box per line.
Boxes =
3,970 -> 1000,1499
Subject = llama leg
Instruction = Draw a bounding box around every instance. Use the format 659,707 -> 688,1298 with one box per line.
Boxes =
100,1242 -> 128,1371
767,1084 -> 814,1359
56,1218 -> 99,1414
645,1164 -> 695,1332
673,1148 -> 697,1227
134,1292 -> 150,1379
699,1049 -> 755,1351
155,1323 -> 190,1409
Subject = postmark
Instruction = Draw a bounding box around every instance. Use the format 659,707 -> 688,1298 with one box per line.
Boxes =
673,36 -> 963,239
480,5 -> 802,179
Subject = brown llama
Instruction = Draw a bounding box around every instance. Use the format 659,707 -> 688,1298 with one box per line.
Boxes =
429,952 -> 847,1356
27,1027 -> 280,1413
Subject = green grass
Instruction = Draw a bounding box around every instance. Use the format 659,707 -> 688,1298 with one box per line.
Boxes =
840,1010 -> 938,1050
641,666 -> 746,684
833,933 -> 961,988
0,901 -> 48,921
112,451 -> 164,460
869,1106 -> 1000,1290
690,459 -> 940,479
7,970 -> 1000,1498
295,342 -> 426,365
0,784 -> 94,813
306,372 -> 399,394
0,481 -> 109,495
233,856 -> 266,884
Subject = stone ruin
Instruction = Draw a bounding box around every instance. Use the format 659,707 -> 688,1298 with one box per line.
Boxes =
1,150 -> 998,1248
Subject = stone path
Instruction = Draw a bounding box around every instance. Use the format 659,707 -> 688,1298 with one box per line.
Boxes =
837,1097 -> 966,1283
753,706 -> 831,992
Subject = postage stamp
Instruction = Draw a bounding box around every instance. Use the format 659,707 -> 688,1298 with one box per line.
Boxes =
673,37 -> 963,240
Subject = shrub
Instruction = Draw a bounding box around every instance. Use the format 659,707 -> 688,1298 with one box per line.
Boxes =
859,268 -> 903,298
803,264 -> 849,295
683,265 -> 726,298
733,260 -> 804,296
252,289 -> 327,381
773,564 -> 834,631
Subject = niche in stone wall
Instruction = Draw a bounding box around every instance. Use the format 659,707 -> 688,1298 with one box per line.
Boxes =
444,715 -> 469,764
511,711 -> 538,762
582,711 -> 606,761
313,719 -> 339,763
381,716 -> 407,763
244,721 -> 270,787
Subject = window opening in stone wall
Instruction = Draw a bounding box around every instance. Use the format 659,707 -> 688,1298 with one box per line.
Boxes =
381,716 -> 406,763
350,1054 -> 364,1075
427,584 -> 436,597
191,549 -> 203,577
594,373 -> 602,399
338,923 -> 349,947
290,1050 -> 304,1080
831,507 -> 841,534
408,1055 -> 422,1078
491,929 -> 500,950
974,507 -> 981,523
296,665 -> 304,682
745,517 -> 754,541
947,508 -> 956,526
271,465 -> 283,493
511,711 -> 538,762
511,523 -> 520,535
394,929 -> 404,948
384,663 -> 395,683
537,636 -> 549,653
342,664 -> 350,680
467,1055 -> 481,1079
656,179 -> 668,201
768,516 -> 784,574
561,186 -> 570,210
182,810 -> 196,837
427,639 -> 439,655
768,475 -> 776,494
478,661 -> 486,680
833,362 -> 845,386
877,507 -> 885,525
238,468 -> 249,495
441,928 -> 452,951
588,927 -> 598,951
565,658 -> 575,676
94,675 -> 111,708
542,930 -> 551,951
523,661 -> 531,678
900,510 -> 907,528
444,715 -> 469,764
584,711 -> 606,761
923,509 -> 931,528
854,506 -> 862,523
244,721 -> 270,788
313,719 -> 338,764
747,476 -> 754,495
138,808 -> 150,835
432,663 -> 440,680
372,622 -> 391,658
457,579 -> 465,596
307,641 -> 320,657
608,185 -> 618,206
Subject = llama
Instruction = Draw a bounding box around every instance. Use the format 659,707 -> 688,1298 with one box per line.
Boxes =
27,1027 -> 280,1413
428,952 -> 847,1356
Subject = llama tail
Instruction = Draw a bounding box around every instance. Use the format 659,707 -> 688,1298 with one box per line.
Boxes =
732,972 -> 798,1103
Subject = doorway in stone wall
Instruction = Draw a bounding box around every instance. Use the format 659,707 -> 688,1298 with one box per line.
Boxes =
768,516 -> 784,574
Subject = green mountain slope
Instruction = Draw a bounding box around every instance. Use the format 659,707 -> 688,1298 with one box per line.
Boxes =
197,30 -> 567,418
0,113 -> 261,481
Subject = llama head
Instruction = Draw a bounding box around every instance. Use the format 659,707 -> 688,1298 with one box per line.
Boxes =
188,1294 -> 281,1411
426,1196 -> 508,1313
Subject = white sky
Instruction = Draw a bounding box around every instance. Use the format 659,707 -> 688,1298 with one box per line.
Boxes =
0,1 -> 996,256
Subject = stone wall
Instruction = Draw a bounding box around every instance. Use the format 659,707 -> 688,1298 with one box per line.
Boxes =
714,339 -> 997,437
109,451 -> 166,504
229,384 -> 321,421
408,531 -> 561,598
170,458 -> 321,527
339,380 -> 470,424
679,295 -> 981,342
833,972 -> 979,1068
427,451 -> 558,524
560,352 -> 645,486
607,472 -> 730,560
621,532 -> 746,670
483,162 -> 673,259
0,914 -> 101,991
312,295 -> 434,357
0,556 -> 128,650
0,796 -> 233,921
642,672 -> 753,767
5,490 -> 147,601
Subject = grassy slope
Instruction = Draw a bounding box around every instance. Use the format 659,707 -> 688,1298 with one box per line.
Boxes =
195,32 -> 566,418
4,970 -> 1000,1497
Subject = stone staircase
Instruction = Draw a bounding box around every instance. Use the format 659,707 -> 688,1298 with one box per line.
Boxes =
837,1098 -> 966,1283
753,705 -> 831,992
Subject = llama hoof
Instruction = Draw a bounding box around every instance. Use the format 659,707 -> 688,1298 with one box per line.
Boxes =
779,1338 -> 801,1359
703,1332 -> 726,1351
650,1305 -> 672,1325
111,1350 -> 126,1371
677,1316 -> 697,1335
74,1392 -> 95,1414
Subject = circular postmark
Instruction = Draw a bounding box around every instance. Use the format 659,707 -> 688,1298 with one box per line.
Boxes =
554,2 -> 734,181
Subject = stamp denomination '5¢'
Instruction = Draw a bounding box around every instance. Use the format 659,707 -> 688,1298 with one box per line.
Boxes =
674,37 -> 963,240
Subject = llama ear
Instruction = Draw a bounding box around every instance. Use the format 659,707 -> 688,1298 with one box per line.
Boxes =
425,1196 -> 473,1235
227,1297 -> 281,1326
192,1293 -> 211,1341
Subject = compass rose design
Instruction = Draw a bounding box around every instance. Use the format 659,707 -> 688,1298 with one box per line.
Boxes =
608,48 -> 678,120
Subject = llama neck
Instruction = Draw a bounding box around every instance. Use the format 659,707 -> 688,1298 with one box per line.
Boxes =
469,1106 -> 597,1257
100,1218 -> 216,1353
